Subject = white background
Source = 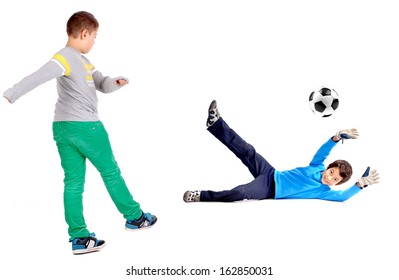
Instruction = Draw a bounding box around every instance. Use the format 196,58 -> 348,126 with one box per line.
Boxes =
0,1 -> 398,279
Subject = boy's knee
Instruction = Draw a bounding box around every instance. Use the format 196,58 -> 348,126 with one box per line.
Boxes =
64,173 -> 85,189
232,186 -> 247,200
100,167 -> 122,181
244,143 -> 256,157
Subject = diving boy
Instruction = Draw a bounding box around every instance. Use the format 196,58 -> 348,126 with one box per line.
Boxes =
184,100 -> 379,203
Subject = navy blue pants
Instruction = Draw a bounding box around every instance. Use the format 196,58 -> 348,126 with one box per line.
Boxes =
201,118 -> 275,202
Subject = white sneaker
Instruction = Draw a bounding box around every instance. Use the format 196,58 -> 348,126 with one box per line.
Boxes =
183,190 -> 201,202
206,100 -> 220,127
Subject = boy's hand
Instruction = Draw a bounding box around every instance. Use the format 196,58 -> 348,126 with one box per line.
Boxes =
114,79 -> 128,86
333,128 -> 359,142
357,167 -> 380,189
3,96 -> 11,103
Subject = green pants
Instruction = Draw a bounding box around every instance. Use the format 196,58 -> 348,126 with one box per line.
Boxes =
52,121 -> 142,240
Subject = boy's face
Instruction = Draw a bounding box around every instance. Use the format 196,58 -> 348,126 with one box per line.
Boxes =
321,167 -> 343,186
80,28 -> 98,54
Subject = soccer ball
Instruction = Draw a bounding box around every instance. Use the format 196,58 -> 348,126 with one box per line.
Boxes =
309,87 -> 339,117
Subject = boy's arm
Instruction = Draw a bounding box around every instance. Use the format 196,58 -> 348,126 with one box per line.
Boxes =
92,70 -> 129,94
309,138 -> 337,166
3,61 -> 64,103
319,167 -> 379,202
318,184 -> 362,202
310,128 -> 359,166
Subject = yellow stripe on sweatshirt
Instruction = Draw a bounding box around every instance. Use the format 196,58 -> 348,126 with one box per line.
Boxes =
52,54 -> 71,76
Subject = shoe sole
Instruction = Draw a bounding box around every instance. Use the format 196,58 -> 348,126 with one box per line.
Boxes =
183,191 -> 191,202
209,100 -> 217,111
72,243 -> 106,255
124,223 -> 156,232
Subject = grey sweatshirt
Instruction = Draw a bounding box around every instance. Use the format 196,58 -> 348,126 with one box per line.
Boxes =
3,46 -> 128,121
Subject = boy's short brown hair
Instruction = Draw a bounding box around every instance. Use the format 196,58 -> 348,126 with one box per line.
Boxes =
327,159 -> 353,185
67,11 -> 99,38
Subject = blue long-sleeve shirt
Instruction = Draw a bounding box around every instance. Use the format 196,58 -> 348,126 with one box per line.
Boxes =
274,138 -> 361,202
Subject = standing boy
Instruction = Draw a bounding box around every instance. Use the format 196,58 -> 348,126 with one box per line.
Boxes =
184,100 -> 379,203
3,11 -> 157,254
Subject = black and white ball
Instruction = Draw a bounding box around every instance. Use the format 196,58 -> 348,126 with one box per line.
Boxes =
309,87 -> 339,117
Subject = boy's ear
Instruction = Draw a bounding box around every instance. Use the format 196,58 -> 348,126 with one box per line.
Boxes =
80,29 -> 89,39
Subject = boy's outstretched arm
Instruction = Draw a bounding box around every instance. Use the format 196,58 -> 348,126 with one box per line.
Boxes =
320,167 -> 380,202
310,128 -> 359,166
3,61 -> 64,104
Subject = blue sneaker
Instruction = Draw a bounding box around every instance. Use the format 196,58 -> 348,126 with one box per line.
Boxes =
71,232 -> 106,255
125,212 -> 157,231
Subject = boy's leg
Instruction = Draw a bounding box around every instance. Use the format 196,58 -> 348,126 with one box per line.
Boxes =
208,117 -> 274,178
53,123 -> 90,240
186,101 -> 275,203
76,122 -> 142,221
190,174 -> 274,202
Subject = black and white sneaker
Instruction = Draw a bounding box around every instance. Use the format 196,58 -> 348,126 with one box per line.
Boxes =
71,232 -> 105,255
183,190 -> 201,202
206,100 -> 220,127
